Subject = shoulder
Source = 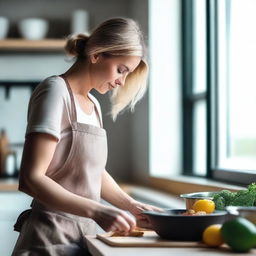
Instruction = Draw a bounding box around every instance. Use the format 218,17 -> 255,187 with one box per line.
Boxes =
32,76 -> 68,99
28,75 -> 72,119
29,76 -> 72,113
26,76 -> 72,138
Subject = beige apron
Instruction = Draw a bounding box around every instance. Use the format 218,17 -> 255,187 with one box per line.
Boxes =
12,75 -> 108,256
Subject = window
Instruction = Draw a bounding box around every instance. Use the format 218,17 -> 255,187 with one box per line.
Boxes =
182,0 -> 207,177
213,0 -> 256,184
149,0 -> 256,185
185,0 -> 256,184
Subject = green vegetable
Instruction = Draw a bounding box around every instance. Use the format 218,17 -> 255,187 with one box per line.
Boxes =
213,194 -> 226,210
213,190 -> 234,210
213,183 -> 256,210
221,217 -> 256,252
230,190 -> 255,207
248,183 -> 256,194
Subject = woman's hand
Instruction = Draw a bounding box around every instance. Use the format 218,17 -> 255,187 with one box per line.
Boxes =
128,201 -> 164,229
92,204 -> 136,234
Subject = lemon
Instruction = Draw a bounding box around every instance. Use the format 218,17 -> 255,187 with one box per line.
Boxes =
221,217 -> 256,252
192,199 -> 215,214
203,224 -> 224,247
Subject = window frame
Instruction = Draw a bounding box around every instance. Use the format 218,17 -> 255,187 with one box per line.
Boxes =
182,0 -> 256,185
182,0 -> 208,177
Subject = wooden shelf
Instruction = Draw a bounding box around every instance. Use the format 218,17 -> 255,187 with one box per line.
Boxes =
0,39 -> 66,51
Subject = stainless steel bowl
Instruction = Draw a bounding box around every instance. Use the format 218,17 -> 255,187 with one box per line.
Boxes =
226,206 -> 256,224
180,192 -> 218,210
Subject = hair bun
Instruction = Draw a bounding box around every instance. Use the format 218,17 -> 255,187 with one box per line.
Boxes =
64,33 -> 90,57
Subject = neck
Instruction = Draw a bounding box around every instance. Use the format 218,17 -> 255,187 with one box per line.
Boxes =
64,59 -> 92,96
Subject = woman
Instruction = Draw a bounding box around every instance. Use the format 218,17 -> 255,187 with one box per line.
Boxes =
12,17 -> 161,255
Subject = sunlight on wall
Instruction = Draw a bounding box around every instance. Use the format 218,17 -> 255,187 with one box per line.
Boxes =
149,0 -> 182,176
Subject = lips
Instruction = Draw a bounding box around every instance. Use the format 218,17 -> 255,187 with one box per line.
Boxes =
109,83 -> 117,89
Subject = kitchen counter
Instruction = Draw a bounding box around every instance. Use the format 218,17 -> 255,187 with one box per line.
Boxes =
85,236 -> 256,256
0,178 -> 18,191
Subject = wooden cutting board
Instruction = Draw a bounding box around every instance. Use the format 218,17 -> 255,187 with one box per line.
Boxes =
97,231 -> 209,247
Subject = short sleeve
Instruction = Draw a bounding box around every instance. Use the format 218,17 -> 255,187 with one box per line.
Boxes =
25,76 -> 69,140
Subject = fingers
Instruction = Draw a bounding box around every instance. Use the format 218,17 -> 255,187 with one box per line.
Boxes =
120,211 -> 136,231
136,203 -> 164,213
136,217 -> 152,229
129,202 -> 165,230
114,214 -> 131,233
151,205 -> 165,212
98,206 -> 136,233
113,211 -> 135,234
129,201 -> 155,216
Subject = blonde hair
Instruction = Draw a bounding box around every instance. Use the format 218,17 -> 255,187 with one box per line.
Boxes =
65,17 -> 148,121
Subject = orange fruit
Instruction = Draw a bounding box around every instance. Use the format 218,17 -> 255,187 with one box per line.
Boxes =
192,199 -> 215,213
203,224 -> 224,247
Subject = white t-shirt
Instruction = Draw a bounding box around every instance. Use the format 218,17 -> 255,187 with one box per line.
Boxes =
74,97 -> 100,127
26,75 -> 103,141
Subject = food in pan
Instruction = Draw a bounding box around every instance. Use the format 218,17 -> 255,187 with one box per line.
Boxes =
181,209 -> 207,216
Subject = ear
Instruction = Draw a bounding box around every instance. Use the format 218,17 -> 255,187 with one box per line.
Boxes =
90,54 -> 100,64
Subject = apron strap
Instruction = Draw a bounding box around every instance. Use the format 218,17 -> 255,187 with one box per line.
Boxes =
59,74 -> 77,127
60,74 -> 103,128
87,94 -> 103,128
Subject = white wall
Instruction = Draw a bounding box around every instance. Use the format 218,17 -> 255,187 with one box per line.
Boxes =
149,0 -> 182,177
129,0 -> 150,183
131,0 -> 182,182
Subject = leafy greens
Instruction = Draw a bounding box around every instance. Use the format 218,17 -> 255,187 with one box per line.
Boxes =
213,183 -> 256,210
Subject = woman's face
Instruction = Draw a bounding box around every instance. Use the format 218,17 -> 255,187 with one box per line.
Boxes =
89,54 -> 141,94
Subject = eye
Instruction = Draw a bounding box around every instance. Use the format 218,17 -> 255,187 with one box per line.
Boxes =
117,68 -> 124,74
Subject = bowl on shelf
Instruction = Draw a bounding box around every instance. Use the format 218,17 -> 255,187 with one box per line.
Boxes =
142,209 -> 228,241
18,18 -> 48,40
0,16 -> 9,39
180,191 -> 218,210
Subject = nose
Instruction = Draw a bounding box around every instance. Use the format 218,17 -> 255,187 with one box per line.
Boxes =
115,74 -> 127,87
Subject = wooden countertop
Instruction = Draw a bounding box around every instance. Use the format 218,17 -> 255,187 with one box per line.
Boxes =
0,178 -> 18,191
85,236 -> 256,256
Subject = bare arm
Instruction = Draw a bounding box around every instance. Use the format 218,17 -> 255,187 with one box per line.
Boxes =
101,169 -> 136,210
19,133 -> 135,232
19,133 -> 101,217
101,170 -> 163,228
